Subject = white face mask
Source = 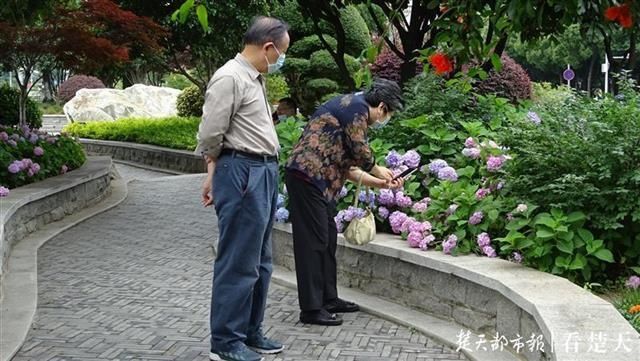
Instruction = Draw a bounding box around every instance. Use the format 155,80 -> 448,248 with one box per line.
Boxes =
278,114 -> 287,121
371,106 -> 390,129
266,45 -> 286,74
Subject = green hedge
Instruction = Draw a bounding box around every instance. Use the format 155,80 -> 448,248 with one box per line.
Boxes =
289,34 -> 337,58
0,85 -> 43,128
64,117 -> 200,151
308,50 -> 360,83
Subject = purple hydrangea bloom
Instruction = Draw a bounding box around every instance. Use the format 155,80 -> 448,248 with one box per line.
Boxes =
27,168 -> 34,177
277,193 -> 285,208
378,207 -> 389,219
486,156 -> 504,172
389,211 -> 408,234
496,181 -> 505,190
428,159 -> 448,174
402,150 -> 421,168
477,232 -> 491,247
443,235 -> 458,254
469,211 -> 484,225
34,146 -> 44,156
512,252 -> 523,264
46,137 -> 57,144
336,221 -> 344,233
21,158 -> 32,170
7,140 -> 17,147
475,188 -> 490,200
462,147 -> 481,159
420,234 -> 435,250
395,192 -> 413,208
385,150 -> 403,168
31,163 -> 41,174
0,186 -> 9,197
21,125 -> 30,135
29,134 -> 39,144
378,189 -> 395,206
8,162 -> 21,174
407,231 -> 423,248
465,137 -> 476,148
626,276 -> 640,289
412,201 -> 428,213
437,166 -> 458,182
400,217 -> 417,233
10,133 -> 19,141
0,132 -> 8,141
337,186 -> 347,199
275,207 -> 289,223
482,245 -> 497,258
527,111 -> 541,125
61,165 -> 69,174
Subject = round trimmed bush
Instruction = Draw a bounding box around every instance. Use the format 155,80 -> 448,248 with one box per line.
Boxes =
306,78 -> 339,95
289,35 -> 337,58
177,85 -> 204,117
309,50 -> 360,82
475,55 -> 532,103
356,3 -> 387,34
0,85 -> 42,128
371,48 -> 424,83
57,75 -> 105,103
339,5 -> 372,56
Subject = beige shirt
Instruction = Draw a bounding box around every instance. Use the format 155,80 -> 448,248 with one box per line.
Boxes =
195,54 -> 279,160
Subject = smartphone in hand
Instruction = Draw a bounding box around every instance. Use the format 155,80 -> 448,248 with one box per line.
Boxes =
393,167 -> 418,181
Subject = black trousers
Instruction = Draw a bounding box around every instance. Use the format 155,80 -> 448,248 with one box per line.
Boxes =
285,171 -> 338,311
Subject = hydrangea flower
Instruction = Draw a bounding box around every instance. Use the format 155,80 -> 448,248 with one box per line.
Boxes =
428,159 -> 449,174
486,156 -> 504,172
389,211 -> 408,234
446,204 -> 459,215
277,193 -> 285,208
482,245 -> 497,258
27,169 -> 34,177
378,207 -> 389,219
0,132 -> 8,141
506,212 -> 514,221
437,166 -> 458,182
527,111 -> 541,125
7,140 -> 17,147
61,165 -> 69,174
475,188 -> 490,200
408,221 -> 428,234
407,231 -> 423,248
516,204 -> 528,213
511,252 -> 523,264
378,189 -> 395,206
626,276 -> 640,289
275,207 -> 289,223
29,134 -> 39,144
400,217 -> 417,233
443,234 -> 458,254
31,163 -> 41,174
464,137 -> 476,148
402,150 -> 421,168
34,146 -> 44,156
477,232 -> 491,247
412,201 -> 428,213
0,186 -> 9,197
395,191 -> 413,208
8,161 -> 21,174
462,147 -> 481,159
420,234 -> 435,250
385,150 -> 403,168
469,211 -> 484,225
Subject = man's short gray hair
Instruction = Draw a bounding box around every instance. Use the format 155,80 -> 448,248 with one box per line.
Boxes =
243,16 -> 290,48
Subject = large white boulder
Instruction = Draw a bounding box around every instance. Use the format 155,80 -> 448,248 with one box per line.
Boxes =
63,84 -> 183,122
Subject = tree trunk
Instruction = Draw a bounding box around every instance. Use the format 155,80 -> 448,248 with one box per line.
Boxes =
587,53 -> 595,95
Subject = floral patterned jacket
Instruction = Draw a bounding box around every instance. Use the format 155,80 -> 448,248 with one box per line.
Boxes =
286,93 -> 374,200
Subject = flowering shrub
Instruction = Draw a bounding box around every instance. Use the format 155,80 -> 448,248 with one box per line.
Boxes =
57,75 -> 105,103
616,276 -> 640,332
0,125 -> 86,192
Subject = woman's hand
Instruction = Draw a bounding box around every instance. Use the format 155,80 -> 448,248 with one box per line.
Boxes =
386,177 -> 404,189
370,165 -> 394,182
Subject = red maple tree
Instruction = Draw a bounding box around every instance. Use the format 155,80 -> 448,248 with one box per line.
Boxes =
0,0 -> 167,127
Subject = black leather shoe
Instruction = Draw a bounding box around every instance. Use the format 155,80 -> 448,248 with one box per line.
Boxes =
324,298 -> 360,313
299,309 -> 343,326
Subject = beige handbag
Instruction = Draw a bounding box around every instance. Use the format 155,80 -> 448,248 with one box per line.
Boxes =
343,172 -> 376,245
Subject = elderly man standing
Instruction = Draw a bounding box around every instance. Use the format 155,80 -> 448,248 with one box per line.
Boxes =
196,16 -> 289,361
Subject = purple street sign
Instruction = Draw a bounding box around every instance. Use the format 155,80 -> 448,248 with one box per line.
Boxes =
563,69 -> 575,81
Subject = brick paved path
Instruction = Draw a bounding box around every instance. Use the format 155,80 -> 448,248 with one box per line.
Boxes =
12,164 -> 468,361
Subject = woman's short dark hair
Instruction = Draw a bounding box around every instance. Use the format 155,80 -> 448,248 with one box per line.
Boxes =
243,16 -> 290,48
364,78 -> 404,112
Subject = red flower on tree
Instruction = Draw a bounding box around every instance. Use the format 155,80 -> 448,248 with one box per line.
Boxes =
605,3 -> 634,29
428,53 -> 454,75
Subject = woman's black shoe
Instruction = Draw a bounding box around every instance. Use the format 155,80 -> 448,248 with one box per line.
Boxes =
299,309 -> 343,326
